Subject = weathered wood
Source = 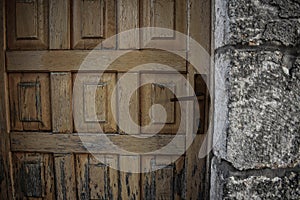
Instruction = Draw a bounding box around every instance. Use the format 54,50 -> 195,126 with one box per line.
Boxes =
12,153 -> 55,199
117,73 -> 140,134
6,0 -> 48,50
154,157 -> 174,200
84,83 -> 107,122
18,74 -> 41,131
186,61 -> 203,200
185,66 -> 197,144
120,155 -> 140,199
75,154 -> 90,200
142,0 -> 176,33
6,50 -> 187,72
10,132 -> 186,155
5,1 -> 210,198
72,0 -> 116,49
49,0 -> 70,49
82,0 -> 104,38
189,0 -> 211,53
187,0 -> 211,76
185,134 -> 207,200
105,155 -> 119,200
51,72 -> 76,199
140,73 -> 187,134
118,0 -> 139,49
73,0 -> 104,49
12,153 -> 41,199
185,65 -> 209,200
8,73 -> 22,131
0,0 -> 12,198
89,155 -> 107,199
76,154 -> 119,200
174,156 -> 186,200
8,73 -> 51,131
54,154 -> 76,200
141,156 -> 185,200
141,156 -> 154,199
102,0 -> 117,49
140,0 -> 187,50
73,73 -> 117,133
43,153 -> 56,199
152,0 -> 175,36
16,0 -> 38,38
195,74 -> 208,134
151,82 -> 176,124
186,0 -> 211,199
51,73 -> 73,133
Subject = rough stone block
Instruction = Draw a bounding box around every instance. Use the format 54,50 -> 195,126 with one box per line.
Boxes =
211,158 -> 300,200
224,174 -> 300,199
214,49 -> 300,170
215,0 -> 300,48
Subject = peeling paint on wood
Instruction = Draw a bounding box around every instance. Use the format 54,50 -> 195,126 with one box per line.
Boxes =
20,162 -> 43,197
4,0 -> 210,198
54,154 -> 76,200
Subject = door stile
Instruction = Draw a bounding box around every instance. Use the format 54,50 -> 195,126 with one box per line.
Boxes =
0,0 -> 13,198
186,0 -> 212,199
51,72 -> 77,199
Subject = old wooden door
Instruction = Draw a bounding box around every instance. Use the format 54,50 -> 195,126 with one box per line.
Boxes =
0,0 -> 211,199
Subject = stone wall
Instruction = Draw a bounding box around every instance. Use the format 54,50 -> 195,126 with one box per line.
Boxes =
212,0 -> 300,199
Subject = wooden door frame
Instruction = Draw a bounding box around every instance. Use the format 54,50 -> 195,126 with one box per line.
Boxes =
185,0 -> 213,199
0,0 -> 13,199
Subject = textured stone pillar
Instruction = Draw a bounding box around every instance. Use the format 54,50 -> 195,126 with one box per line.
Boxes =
212,0 -> 300,199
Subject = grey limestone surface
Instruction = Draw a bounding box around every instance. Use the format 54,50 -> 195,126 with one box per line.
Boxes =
211,158 -> 300,200
215,0 -> 300,48
214,49 -> 300,170
212,0 -> 300,199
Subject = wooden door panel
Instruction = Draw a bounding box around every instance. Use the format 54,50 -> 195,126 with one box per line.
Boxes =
105,155 -> 120,200
117,0 -> 139,49
72,0 -> 116,49
73,73 -> 117,133
117,73 -> 140,134
142,156 -> 174,200
141,0 -> 187,50
81,0 -> 105,38
142,0 -> 187,35
54,154 -> 77,200
119,155 -> 141,199
151,82 -> 176,124
51,73 -> 73,133
76,154 -> 151,200
12,153 -> 55,199
7,0 -> 49,50
9,73 -> 51,131
140,73 -> 186,134
142,156 -> 185,200
49,0 -> 70,49
88,155 -> 107,199
76,154 -> 119,200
